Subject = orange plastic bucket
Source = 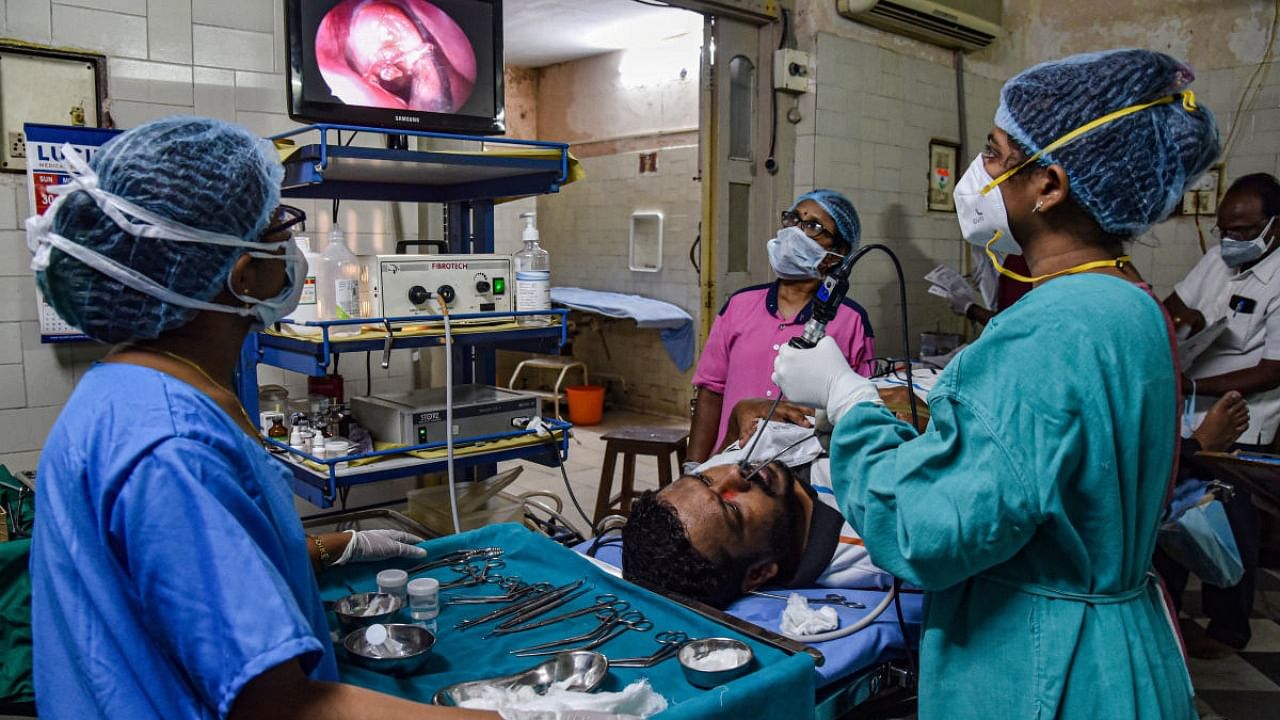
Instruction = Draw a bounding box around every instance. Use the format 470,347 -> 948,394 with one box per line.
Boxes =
565,385 -> 605,425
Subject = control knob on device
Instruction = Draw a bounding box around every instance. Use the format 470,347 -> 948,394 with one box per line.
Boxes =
437,285 -> 456,304
407,285 -> 430,305
475,279 -> 491,294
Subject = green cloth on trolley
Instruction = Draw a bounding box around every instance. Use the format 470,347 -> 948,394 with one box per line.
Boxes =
0,465 -> 35,706
318,523 -> 816,718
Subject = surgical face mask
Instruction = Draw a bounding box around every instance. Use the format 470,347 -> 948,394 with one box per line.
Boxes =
1219,217 -> 1276,268
953,154 -> 1021,256
767,226 -> 841,280
26,143 -> 306,330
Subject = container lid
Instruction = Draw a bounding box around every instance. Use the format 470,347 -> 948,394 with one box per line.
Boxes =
376,568 -> 408,587
408,577 -> 439,597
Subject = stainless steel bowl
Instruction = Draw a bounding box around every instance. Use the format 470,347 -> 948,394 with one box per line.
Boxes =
433,651 -> 609,706
678,637 -> 755,688
342,623 -> 435,676
332,592 -> 405,636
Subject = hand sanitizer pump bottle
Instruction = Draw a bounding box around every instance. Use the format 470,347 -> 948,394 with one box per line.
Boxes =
513,212 -> 550,327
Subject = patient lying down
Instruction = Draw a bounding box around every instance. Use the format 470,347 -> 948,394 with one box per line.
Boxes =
621,401 -> 892,609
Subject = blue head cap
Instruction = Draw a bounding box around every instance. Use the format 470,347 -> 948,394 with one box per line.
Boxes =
38,117 -> 283,343
792,189 -> 861,249
994,48 -> 1220,236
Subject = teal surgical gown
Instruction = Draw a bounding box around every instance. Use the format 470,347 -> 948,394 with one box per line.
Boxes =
830,274 -> 1194,719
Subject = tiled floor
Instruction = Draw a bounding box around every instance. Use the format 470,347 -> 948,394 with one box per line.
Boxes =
500,409 -> 1280,720
1185,569 -> 1280,719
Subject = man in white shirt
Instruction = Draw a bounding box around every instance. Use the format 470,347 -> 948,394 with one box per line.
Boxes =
1162,173 -> 1280,657
1166,173 -> 1280,446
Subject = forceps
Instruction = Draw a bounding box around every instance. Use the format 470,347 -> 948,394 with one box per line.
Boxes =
455,579 -> 586,630
750,590 -> 865,609
511,608 -> 653,657
404,547 -> 504,577
439,558 -> 507,590
486,594 -> 630,637
447,579 -> 551,605
609,631 -> 689,668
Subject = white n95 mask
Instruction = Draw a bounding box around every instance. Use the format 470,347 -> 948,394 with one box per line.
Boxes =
953,154 -> 1021,256
767,226 -> 839,280
26,143 -> 307,329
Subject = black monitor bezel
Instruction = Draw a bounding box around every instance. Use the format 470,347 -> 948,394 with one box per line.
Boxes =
284,0 -> 505,135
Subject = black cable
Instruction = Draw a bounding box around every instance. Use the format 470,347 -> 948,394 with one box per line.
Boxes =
345,131 -> 359,146
689,223 -> 701,275
827,244 -> 920,425
629,0 -> 670,6
549,436 -> 594,530
366,351 -> 372,396
586,530 -> 624,558
893,577 -> 918,685
765,9 -> 789,173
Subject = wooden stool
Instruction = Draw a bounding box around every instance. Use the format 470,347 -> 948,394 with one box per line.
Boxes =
592,426 -> 689,526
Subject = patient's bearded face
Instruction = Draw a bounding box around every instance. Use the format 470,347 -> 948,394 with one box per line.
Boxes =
661,461 -> 804,569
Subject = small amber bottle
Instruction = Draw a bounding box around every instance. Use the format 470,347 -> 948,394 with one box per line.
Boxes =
267,416 -> 289,440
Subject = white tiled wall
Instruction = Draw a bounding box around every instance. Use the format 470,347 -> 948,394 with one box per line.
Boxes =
798,34 -> 1003,357
500,145 -> 701,418
0,0 -> 418,472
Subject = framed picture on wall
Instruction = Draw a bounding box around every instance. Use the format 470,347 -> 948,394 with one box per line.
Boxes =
928,139 -> 960,213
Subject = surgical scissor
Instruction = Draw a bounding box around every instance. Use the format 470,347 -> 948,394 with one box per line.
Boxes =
511,608 -> 653,657
750,590 -> 865,609
403,547 -> 504,577
609,631 -> 690,668
486,593 -> 630,637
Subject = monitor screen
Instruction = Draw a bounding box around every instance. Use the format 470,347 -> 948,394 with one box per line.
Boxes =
287,0 -> 504,134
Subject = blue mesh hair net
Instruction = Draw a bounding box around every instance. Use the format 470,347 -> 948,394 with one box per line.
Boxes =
37,117 -> 282,343
792,189 -> 861,249
994,48 -> 1220,236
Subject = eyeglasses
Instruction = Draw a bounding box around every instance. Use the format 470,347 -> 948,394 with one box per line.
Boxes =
780,210 -> 835,241
1211,216 -> 1274,242
264,205 -> 306,237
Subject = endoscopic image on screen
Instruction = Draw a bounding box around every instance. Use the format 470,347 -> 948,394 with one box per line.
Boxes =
313,0 -> 480,114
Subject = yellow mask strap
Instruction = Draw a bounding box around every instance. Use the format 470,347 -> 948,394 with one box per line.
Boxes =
982,91 -> 1198,195
985,234 -> 1131,284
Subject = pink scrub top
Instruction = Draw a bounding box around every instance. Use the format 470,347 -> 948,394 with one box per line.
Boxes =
692,281 -> 876,449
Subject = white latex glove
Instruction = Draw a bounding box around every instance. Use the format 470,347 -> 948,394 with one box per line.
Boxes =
772,336 -> 882,425
333,529 -> 428,566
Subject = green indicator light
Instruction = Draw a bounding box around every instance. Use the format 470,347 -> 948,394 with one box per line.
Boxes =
493,277 -> 506,294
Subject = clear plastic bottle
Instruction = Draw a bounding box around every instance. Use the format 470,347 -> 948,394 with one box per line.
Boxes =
287,224 -> 321,332
513,211 -> 550,327
317,225 -> 361,321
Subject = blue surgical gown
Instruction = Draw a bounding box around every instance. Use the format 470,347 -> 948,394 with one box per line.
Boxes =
30,363 -> 337,719
829,274 -> 1195,719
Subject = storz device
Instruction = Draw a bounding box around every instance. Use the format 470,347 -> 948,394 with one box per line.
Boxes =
351,385 -> 540,446
364,254 -> 512,318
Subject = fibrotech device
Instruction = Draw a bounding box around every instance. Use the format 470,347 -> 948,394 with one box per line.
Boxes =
365,254 -> 512,318
351,385 -> 540,446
